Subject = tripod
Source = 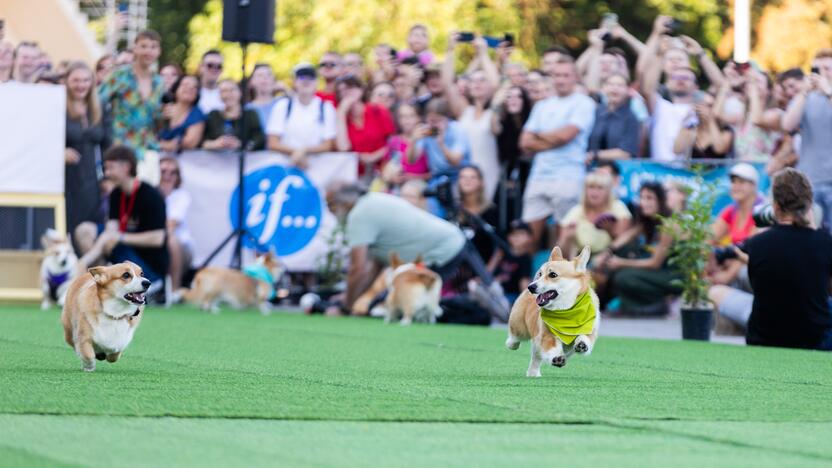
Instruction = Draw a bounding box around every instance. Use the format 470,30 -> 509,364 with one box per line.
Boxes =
200,42 -> 260,269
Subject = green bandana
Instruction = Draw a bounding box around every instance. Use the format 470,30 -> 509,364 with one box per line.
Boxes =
540,292 -> 596,345
243,264 -> 276,301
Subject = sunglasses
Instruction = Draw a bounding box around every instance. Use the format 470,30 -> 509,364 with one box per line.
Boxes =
204,63 -> 223,70
319,62 -> 338,69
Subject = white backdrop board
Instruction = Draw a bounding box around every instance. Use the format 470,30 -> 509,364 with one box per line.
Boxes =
0,83 -> 65,194
178,150 -> 357,272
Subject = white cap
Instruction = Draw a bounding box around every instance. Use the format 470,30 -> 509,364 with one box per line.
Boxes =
729,163 -> 759,185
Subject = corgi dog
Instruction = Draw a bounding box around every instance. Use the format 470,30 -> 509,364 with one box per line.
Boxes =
177,252 -> 284,314
505,245 -> 600,377
40,229 -> 78,310
61,262 -> 150,372
383,253 -> 443,325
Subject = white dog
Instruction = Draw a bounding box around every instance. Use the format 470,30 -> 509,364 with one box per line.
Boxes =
40,229 -> 78,309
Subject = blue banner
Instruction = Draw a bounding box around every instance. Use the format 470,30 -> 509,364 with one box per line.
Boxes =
616,161 -> 771,216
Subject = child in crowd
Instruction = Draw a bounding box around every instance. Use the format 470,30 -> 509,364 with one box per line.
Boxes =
492,220 -> 533,304
397,24 -> 433,66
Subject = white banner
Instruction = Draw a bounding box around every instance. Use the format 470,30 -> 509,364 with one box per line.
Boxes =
0,83 -> 65,194
179,150 -> 357,271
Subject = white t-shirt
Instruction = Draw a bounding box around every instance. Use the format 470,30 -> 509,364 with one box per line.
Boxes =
198,87 -> 224,114
265,96 -> 337,150
166,188 -> 194,250
649,94 -> 692,162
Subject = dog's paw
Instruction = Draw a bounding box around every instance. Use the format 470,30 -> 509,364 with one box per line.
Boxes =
574,340 -> 588,354
95,353 -> 106,361
505,335 -> 520,350
526,370 -> 542,378
552,355 -> 567,368
400,317 -> 413,326
40,300 -> 50,310
82,362 -> 96,372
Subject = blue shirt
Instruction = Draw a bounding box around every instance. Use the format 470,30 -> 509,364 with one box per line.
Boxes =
524,93 -> 596,182
415,120 -> 471,178
247,98 -> 283,131
158,107 -> 205,141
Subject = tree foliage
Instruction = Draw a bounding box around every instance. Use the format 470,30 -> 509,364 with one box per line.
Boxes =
149,0 -> 210,67
752,0 -> 832,72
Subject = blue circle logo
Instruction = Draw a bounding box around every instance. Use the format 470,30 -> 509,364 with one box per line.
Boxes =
229,165 -> 322,256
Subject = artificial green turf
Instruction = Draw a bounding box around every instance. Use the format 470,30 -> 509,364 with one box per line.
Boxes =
0,304 -> 831,466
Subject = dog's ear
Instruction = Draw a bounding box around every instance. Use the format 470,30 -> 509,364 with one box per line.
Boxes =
88,266 -> 109,285
575,245 -> 591,273
549,246 -> 564,262
413,254 -> 424,265
389,252 -> 402,268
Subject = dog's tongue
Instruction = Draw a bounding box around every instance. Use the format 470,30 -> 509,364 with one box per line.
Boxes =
126,292 -> 146,304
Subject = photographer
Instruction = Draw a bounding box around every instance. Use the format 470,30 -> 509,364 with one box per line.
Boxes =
731,169 -> 832,350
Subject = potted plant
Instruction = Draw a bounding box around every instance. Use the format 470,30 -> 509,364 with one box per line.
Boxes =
660,174 -> 717,341
315,221 -> 349,300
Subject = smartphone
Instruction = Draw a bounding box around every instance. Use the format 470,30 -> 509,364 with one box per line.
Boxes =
483,36 -> 502,48
429,127 -> 440,137
458,32 -> 475,43
118,2 -> 129,13
812,66 -> 820,75
736,61 -> 751,74
666,18 -> 682,35
503,33 -> 514,46
594,214 -> 617,229
602,13 -> 618,29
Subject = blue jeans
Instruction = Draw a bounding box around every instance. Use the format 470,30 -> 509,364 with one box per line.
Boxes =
814,182 -> 832,233
109,243 -> 163,283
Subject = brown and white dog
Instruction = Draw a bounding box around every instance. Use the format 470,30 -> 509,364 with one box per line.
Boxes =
505,245 -> 600,377
61,262 -> 150,372
40,229 -> 78,310
352,253 -> 443,325
176,252 -> 284,314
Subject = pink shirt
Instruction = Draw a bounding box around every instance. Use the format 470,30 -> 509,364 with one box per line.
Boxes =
386,135 -> 429,176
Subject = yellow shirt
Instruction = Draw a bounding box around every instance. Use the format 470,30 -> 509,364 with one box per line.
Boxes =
540,292 -> 596,345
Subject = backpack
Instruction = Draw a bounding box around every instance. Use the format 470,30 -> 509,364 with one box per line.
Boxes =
285,97 -> 326,124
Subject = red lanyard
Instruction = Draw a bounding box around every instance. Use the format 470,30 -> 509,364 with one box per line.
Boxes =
119,179 -> 140,233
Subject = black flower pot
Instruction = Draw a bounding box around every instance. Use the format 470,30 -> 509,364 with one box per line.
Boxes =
681,307 -> 713,341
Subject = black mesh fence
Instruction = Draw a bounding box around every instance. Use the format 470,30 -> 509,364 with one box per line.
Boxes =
0,207 -> 56,251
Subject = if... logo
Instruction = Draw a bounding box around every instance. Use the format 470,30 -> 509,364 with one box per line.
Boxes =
229,166 -> 322,255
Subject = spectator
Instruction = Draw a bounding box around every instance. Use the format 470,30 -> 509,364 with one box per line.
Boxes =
335,75 -> 396,178
343,53 -> 366,81
712,163 -> 761,246
587,73 -> 641,161
397,24 -> 434,66
158,75 -> 205,154
266,63 -> 336,168
558,171 -> 632,258
777,68 -> 805,103
716,70 -> 778,162
157,157 -> 193,291
159,63 -> 182,92
392,71 -> 417,105
456,165 -> 500,265
540,46 -> 570,78
370,43 -> 397,84
492,84 -> 533,205
0,41 -> 13,82
316,51 -> 343,105
730,168 -> 832,350
492,220 -> 533,303
196,50 -> 224,114
99,30 -> 165,184
443,33 -> 501,201
414,98 -> 470,184
94,54 -> 115,85
12,41 -> 40,83
781,48 -> 832,233
519,56 -> 596,247
369,81 -> 396,112
664,179 -> 688,213
247,63 -> 284,130
77,145 -> 168,291
504,62 -> 528,88
416,64 -> 444,112
595,181 -> 680,315
385,103 -> 430,182
64,61 -> 111,247
203,79 -> 265,151
524,69 -> 551,103
674,91 -> 733,158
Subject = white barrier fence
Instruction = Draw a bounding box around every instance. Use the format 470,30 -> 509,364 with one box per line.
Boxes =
178,150 -> 357,272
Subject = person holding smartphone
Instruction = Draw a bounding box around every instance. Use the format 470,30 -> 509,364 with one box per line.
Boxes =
781,49 -> 832,233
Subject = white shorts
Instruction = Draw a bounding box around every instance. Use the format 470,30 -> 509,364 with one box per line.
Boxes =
522,178 -> 582,224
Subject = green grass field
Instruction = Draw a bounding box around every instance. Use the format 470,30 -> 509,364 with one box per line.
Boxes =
1,304 -> 831,467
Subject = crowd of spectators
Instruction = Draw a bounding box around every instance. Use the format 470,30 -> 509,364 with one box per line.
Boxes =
2,15 -> 831,349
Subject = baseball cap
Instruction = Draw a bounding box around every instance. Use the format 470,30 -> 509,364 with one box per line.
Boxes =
729,163 -> 759,185
293,63 -> 317,79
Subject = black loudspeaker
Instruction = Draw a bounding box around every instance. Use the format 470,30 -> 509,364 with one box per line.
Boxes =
222,0 -> 275,44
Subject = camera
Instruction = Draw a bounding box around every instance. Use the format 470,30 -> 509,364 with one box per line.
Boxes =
458,32 -> 475,43
811,66 -> 820,75
161,92 -> 175,105
422,176 -> 456,215
666,18 -> 682,36
713,245 -> 739,264
428,126 -> 440,137
752,204 -> 776,228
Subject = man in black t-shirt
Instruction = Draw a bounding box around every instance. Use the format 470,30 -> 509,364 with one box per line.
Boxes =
738,169 -> 832,350
78,146 -> 168,285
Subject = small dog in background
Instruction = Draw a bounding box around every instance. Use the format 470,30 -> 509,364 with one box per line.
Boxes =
382,253 -> 443,325
505,245 -> 600,377
176,252 -> 284,314
40,229 -> 78,310
61,261 -> 150,372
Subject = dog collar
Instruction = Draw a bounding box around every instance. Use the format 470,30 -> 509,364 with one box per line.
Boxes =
540,292 -> 595,345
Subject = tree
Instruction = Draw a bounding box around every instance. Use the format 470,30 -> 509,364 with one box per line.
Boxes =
149,0 -> 210,67
752,0 -> 832,72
